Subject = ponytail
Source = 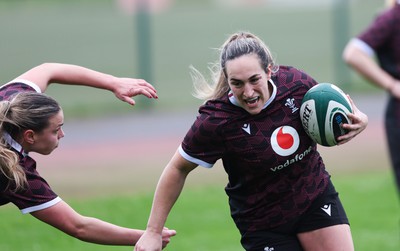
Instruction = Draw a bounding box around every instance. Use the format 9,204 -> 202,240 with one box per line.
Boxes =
0,100 -> 26,191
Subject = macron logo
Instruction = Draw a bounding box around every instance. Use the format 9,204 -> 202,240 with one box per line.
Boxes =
242,123 -> 251,134
321,204 -> 332,216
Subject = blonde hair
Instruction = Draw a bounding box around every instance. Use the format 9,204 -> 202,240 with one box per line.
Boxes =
0,101 -> 25,191
191,31 -> 278,101
0,92 -> 61,191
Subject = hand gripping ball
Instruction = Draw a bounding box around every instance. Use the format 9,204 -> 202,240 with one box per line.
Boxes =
300,83 -> 353,146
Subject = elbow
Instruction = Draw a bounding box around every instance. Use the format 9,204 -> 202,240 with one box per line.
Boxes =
342,43 -> 367,68
68,225 -> 87,241
342,45 -> 353,65
64,222 -> 91,242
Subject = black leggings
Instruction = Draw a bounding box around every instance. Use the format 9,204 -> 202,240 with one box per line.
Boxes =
385,96 -> 400,194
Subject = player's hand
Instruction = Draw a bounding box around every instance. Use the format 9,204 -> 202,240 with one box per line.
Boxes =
134,229 -> 163,251
337,95 -> 368,145
389,79 -> 400,99
112,77 -> 158,106
161,227 -> 177,249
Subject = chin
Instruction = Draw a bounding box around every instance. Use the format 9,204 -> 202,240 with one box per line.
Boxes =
242,101 -> 263,115
246,108 -> 262,115
43,148 -> 57,155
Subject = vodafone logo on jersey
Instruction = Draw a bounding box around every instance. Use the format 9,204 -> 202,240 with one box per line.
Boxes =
270,126 -> 300,156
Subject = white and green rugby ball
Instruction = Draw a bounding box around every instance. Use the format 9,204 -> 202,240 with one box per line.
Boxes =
300,83 -> 353,147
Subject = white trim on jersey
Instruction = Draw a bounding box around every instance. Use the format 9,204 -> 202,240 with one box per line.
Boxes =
178,145 -> 213,168
350,38 -> 375,57
21,197 -> 62,214
3,132 -> 25,156
2,79 -> 42,93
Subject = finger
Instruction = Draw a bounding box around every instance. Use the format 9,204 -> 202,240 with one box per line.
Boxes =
168,230 -> 177,236
120,96 -> 136,106
134,79 -> 157,92
337,138 -> 351,145
346,113 -> 358,121
336,132 -> 356,144
129,88 -> 158,99
341,122 -> 360,131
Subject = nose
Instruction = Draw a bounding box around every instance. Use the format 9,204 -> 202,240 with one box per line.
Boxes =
58,128 -> 65,139
243,83 -> 254,97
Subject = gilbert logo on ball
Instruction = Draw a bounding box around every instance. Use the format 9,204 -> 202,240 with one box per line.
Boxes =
300,83 -> 353,147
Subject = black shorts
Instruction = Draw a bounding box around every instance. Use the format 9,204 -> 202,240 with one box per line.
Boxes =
241,180 -> 349,251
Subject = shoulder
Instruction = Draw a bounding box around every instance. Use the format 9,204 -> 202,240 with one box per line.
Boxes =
356,6 -> 400,50
192,97 -> 246,135
1,79 -> 41,92
378,5 -> 399,24
368,5 -> 399,28
199,96 -> 243,120
273,65 -> 318,90
0,81 -> 41,101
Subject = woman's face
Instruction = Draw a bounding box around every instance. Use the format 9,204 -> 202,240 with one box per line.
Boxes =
225,53 -> 271,115
30,109 -> 65,155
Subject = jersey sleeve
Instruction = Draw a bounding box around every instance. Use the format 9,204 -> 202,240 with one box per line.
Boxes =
1,176 -> 61,214
358,8 -> 396,51
0,81 -> 41,101
0,155 -> 61,214
179,109 -> 226,168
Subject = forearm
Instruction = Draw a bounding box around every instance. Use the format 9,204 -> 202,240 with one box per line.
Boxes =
16,63 -> 116,92
343,45 -> 396,91
146,164 -> 188,234
74,217 -> 144,245
32,201 -> 144,246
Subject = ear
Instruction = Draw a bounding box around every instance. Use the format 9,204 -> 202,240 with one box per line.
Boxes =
266,65 -> 272,79
23,129 -> 36,144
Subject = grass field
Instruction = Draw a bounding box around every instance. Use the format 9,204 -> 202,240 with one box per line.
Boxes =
0,171 -> 398,251
1,1 -> 399,251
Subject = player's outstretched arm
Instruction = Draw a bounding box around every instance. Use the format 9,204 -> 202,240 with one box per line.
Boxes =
14,63 -> 158,106
135,150 -> 197,251
337,95 -> 368,145
30,201 -> 176,248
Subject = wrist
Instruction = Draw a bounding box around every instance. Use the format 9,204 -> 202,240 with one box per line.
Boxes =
146,225 -> 163,235
385,79 -> 396,93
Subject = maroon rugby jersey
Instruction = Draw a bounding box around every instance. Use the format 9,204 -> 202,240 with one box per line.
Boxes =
0,81 -> 60,214
358,3 -> 400,79
180,66 -> 330,231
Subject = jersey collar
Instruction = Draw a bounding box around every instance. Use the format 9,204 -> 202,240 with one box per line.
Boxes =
3,132 -> 28,157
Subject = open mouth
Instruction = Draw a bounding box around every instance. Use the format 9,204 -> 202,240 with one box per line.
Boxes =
245,96 -> 259,105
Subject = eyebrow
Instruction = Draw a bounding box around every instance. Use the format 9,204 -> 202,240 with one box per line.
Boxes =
230,74 -> 261,82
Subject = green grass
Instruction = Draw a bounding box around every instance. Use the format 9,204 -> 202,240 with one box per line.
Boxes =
332,171 -> 399,251
1,171 -> 398,251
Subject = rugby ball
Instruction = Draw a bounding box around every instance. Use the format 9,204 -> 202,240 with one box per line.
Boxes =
300,83 -> 353,147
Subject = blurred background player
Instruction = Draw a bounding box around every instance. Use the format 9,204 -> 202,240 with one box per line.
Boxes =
343,0 -> 400,194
